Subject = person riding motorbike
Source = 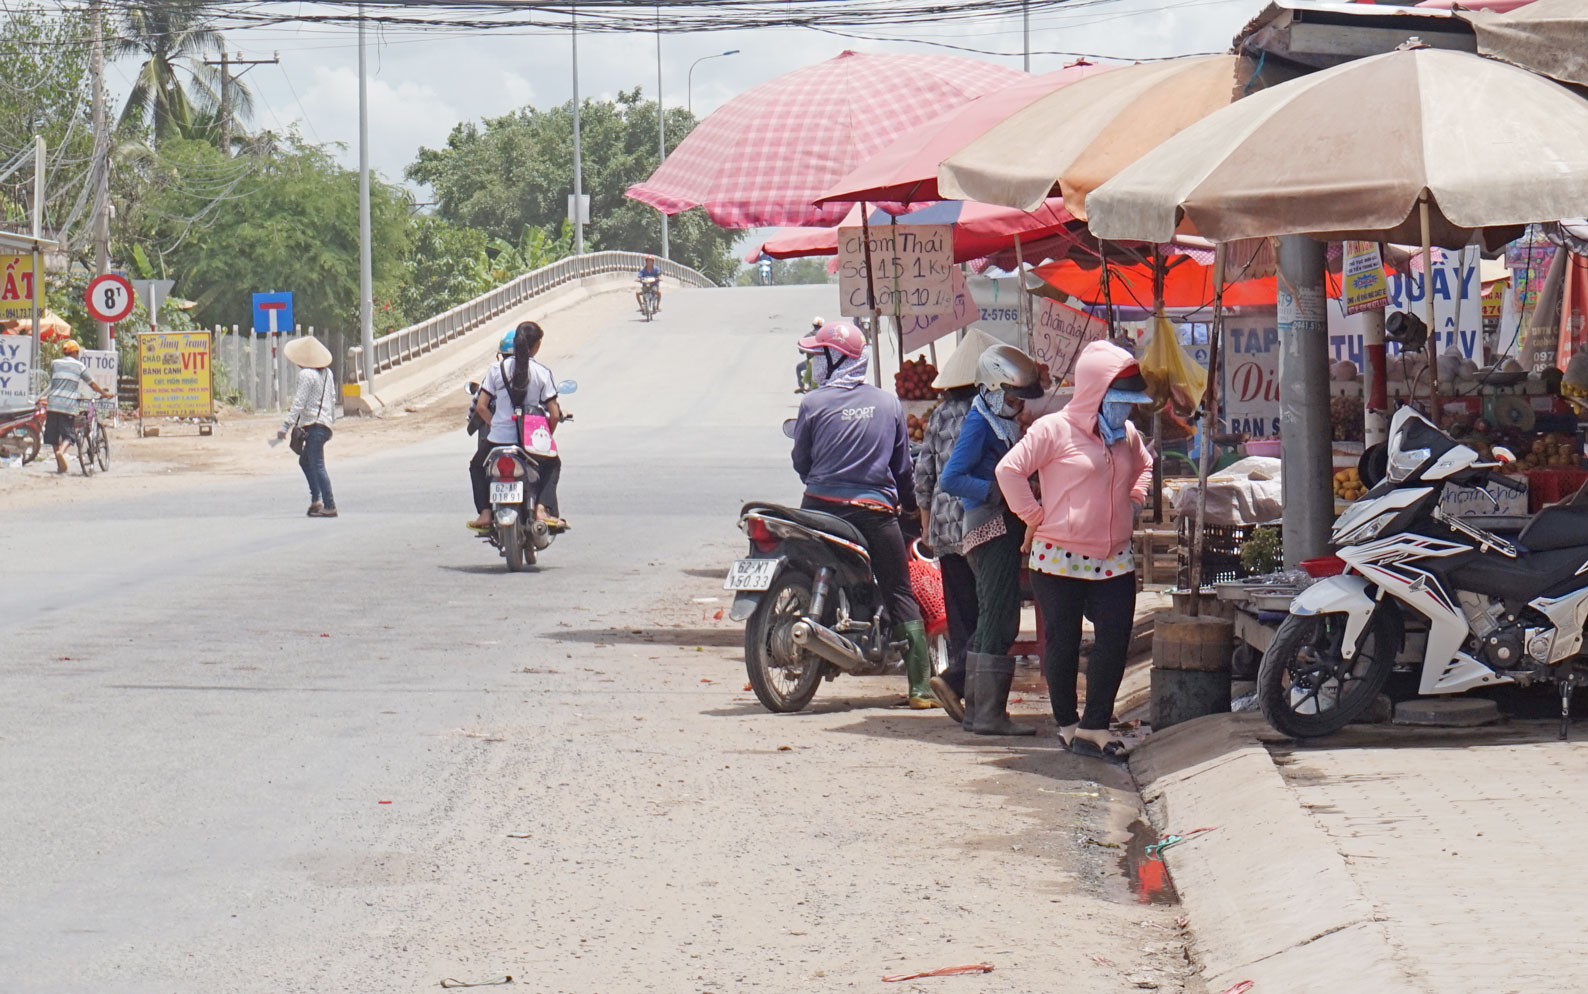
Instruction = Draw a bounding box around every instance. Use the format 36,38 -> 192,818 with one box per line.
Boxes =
795,316 -> 823,393
468,322 -> 566,532
636,255 -> 662,313
790,321 -> 938,709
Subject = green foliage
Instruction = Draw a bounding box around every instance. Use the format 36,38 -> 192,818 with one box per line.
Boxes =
408,88 -> 736,284
398,217 -> 575,321
1239,526 -> 1283,576
113,1 -> 240,144
736,257 -> 836,287
0,10 -> 94,228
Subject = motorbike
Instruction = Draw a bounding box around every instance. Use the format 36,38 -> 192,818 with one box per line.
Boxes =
470,379 -> 578,572
638,276 -> 660,321
0,398 -> 45,464
726,419 -> 941,713
1259,405 -> 1588,739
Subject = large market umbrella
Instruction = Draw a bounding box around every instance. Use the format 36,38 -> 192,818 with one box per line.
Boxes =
749,198 -> 1078,262
936,54 -> 1271,218
1035,256 -> 1342,309
1459,0 -> 1588,89
624,51 -> 1024,229
812,61 -> 1116,208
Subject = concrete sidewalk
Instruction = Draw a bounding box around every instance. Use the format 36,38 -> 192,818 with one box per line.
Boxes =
1133,712 -> 1588,993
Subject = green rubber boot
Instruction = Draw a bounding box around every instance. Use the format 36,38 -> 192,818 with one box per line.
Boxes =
898,620 -> 941,710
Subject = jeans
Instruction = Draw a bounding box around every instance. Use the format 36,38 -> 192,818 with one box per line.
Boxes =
1031,570 -> 1136,730
966,513 -> 1025,655
298,424 -> 334,508
936,552 -> 979,696
800,497 -> 921,627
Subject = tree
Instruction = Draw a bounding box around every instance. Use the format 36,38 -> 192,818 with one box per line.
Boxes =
408,89 -> 737,284
114,1 -> 247,144
0,10 -> 94,235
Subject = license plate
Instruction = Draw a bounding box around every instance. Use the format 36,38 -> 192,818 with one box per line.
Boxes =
490,481 -> 524,503
724,558 -> 778,591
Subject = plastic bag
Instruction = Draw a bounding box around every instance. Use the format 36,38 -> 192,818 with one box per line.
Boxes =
1139,315 -> 1208,417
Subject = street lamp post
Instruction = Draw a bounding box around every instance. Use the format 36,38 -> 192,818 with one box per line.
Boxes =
656,6 -> 668,259
687,50 -> 740,117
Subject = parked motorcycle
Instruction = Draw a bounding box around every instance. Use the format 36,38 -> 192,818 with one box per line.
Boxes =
727,418 -> 941,713
473,379 -> 577,572
1259,405 -> 1588,739
638,276 -> 660,321
0,398 -> 45,464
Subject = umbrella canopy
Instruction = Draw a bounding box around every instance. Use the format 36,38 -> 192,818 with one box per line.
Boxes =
625,51 -> 1024,229
749,198 -> 1078,263
1460,0 -> 1588,89
936,55 -> 1256,218
1086,47 -> 1588,247
1035,256 -> 1346,309
814,61 -> 1117,208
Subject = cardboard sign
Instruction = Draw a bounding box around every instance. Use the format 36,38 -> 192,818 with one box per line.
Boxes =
0,334 -> 30,410
1342,241 -> 1390,314
900,269 -> 976,353
1,254 -> 38,321
1032,296 -> 1108,380
1440,477 -> 1528,519
965,274 -> 1026,347
1224,310 -> 1281,438
837,223 -> 954,317
138,331 -> 213,418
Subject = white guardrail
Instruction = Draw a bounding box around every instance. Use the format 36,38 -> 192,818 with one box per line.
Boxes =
346,250 -> 717,383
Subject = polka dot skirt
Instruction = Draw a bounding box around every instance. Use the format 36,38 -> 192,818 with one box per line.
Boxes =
1029,540 -> 1134,580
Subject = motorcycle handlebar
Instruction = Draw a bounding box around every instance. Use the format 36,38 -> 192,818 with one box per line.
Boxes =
1486,471 -> 1527,494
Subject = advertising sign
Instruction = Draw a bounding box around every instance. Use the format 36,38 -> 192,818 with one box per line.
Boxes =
0,333 -> 30,410
1,254 -> 38,321
1328,247 -> 1484,364
965,274 -> 1026,347
1341,241 -> 1390,314
138,331 -> 213,418
81,349 -> 119,416
1032,296 -> 1108,380
837,223 -> 954,317
1224,309 -> 1280,438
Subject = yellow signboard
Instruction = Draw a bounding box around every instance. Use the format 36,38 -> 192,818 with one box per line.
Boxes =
0,253 -> 38,321
1341,241 -> 1389,315
138,331 -> 213,418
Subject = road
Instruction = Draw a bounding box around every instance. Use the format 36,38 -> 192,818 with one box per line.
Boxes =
0,285 -> 1199,993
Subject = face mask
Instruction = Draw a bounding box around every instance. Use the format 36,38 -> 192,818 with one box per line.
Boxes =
979,386 -> 1020,419
1098,393 -> 1137,446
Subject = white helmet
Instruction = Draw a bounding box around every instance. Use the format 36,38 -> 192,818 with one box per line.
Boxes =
975,344 -> 1043,400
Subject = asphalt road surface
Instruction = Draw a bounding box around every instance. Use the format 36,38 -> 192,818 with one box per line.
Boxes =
0,285 -> 1200,993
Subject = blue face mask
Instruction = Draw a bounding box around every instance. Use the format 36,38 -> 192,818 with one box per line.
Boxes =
1097,389 -> 1143,446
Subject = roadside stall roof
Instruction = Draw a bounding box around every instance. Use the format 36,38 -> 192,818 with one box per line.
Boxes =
1235,1 -> 1476,72
0,229 -> 57,251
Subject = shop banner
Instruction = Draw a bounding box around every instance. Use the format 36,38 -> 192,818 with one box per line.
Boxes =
1558,253 -> 1588,369
1223,309 -> 1280,438
1,254 -> 38,321
81,348 -> 118,416
837,223 -> 954,317
1328,247 -> 1483,364
900,269 -> 976,353
1342,241 -> 1390,314
965,274 -> 1026,348
138,331 -> 213,418
1032,296 -> 1108,380
0,333 -> 30,409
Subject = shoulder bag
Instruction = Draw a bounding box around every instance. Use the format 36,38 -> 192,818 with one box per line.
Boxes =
290,368 -> 333,455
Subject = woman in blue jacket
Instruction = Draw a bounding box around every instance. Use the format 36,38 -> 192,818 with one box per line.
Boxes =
940,343 -> 1043,736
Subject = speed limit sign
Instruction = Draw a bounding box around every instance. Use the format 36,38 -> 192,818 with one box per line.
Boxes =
86,273 -> 135,323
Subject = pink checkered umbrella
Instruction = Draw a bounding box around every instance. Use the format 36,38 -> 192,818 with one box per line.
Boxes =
626,50 -> 1025,229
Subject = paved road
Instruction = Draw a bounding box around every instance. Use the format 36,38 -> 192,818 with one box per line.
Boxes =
1,285 -> 1197,993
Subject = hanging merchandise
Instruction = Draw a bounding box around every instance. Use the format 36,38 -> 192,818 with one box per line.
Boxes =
1139,315 -> 1208,416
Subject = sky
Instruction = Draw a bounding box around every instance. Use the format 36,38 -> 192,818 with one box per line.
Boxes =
101,0 -> 1274,189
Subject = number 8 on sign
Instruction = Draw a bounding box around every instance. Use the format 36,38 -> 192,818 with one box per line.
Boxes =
86,273 -> 136,324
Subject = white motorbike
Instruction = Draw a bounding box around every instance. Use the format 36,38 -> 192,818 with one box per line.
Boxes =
1259,406 -> 1588,739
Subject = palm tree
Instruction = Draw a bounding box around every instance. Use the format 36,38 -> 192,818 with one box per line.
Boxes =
114,1 -> 251,144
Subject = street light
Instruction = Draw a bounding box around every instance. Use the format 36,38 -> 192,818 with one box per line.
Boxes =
687,49 -> 739,116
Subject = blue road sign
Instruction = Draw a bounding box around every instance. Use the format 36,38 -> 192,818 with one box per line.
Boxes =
252,291 -> 294,335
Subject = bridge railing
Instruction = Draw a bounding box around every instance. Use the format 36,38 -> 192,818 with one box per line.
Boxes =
346,251 -> 717,383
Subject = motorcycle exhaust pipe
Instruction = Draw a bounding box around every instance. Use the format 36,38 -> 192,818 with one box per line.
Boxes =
790,618 -> 868,674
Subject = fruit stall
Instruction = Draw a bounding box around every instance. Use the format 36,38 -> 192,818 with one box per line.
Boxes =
896,357 -> 941,445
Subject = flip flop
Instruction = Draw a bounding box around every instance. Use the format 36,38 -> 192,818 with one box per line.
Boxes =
466,520 -> 491,533
1067,736 -> 1129,763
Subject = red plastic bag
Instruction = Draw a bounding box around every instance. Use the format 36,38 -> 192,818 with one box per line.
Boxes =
908,540 -> 948,637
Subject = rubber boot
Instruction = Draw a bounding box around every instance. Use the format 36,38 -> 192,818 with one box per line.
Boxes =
962,652 -> 1035,736
898,621 -> 941,710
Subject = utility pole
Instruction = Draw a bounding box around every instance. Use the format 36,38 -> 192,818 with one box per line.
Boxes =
1276,235 -> 1332,566
90,0 -> 112,350
656,6 -> 668,259
358,5 -> 375,388
571,5 -> 585,255
1022,0 -> 1030,72
204,50 -> 279,156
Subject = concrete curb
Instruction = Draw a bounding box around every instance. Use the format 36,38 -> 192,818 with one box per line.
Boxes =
1130,714 -> 1422,994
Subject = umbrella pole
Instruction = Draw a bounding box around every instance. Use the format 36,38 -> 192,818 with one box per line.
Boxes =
1187,243 -> 1228,617
1014,232 -> 1034,355
860,202 -> 881,386
1150,250 -> 1167,525
1420,195 -> 1440,426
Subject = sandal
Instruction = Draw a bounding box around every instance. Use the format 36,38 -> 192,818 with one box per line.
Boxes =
1068,735 -> 1129,763
466,519 -> 492,533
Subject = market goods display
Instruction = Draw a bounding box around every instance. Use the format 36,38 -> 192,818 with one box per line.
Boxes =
1333,467 -> 1365,502
895,358 -> 941,401
1329,395 -> 1364,443
1522,432 -> 1580,469
906,403 -> 940,443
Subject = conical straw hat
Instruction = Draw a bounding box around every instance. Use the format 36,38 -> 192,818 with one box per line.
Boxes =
931,327 -> 1000,389
283,336 -> 332,369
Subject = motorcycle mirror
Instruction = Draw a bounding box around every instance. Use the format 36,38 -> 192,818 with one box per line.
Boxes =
467,381 -> 480,395
557,380 -> 579,395
781,418 -> 797,439
1492,445 -> 1517,465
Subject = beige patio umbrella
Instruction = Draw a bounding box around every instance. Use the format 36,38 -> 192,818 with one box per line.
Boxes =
1462,0 -> 1588,89
936,54 -> 1274,218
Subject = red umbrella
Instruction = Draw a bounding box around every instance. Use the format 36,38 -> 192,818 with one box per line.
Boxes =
814,61 -> 1118,208
1035,255 -> 1347,309
749,198 -> 1077,262
626,51 -> 1024,228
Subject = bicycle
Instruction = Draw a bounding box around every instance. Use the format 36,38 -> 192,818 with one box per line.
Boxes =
70,403 -> 109,476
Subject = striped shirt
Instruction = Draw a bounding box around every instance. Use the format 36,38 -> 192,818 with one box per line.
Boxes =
283,367 -> 336,431
45,357 -> 95,415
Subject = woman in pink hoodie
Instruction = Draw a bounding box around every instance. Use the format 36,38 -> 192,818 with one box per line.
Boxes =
995,340 -> 1154,760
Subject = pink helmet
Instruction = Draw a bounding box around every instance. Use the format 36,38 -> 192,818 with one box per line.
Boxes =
798,321 -> 865,358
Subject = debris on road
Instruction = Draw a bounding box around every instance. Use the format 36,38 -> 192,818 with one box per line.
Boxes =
439,976 -> 512,988
881,963 -> 994,982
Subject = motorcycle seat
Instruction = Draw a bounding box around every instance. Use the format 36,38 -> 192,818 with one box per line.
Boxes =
1444,545 -> 1588,600
741,502 -> 868,549
1518,506 -> 1588,553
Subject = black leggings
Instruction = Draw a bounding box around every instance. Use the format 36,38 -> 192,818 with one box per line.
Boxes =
1031,570 -> 1136,730
937,552 -> 978,694
801,497 -> 921,627
471,435 -> 562,518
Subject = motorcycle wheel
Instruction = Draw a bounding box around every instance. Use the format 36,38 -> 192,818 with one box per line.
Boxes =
1258,611 -> 1396,738
502,522 -> 526,572
4,424 -> 40,464
744,569 -> 825,713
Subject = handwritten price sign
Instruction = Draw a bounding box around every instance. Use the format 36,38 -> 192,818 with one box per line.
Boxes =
837,223 -> 954,318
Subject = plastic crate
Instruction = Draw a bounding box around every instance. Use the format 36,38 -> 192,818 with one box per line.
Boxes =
1176,518 -> 1283,588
